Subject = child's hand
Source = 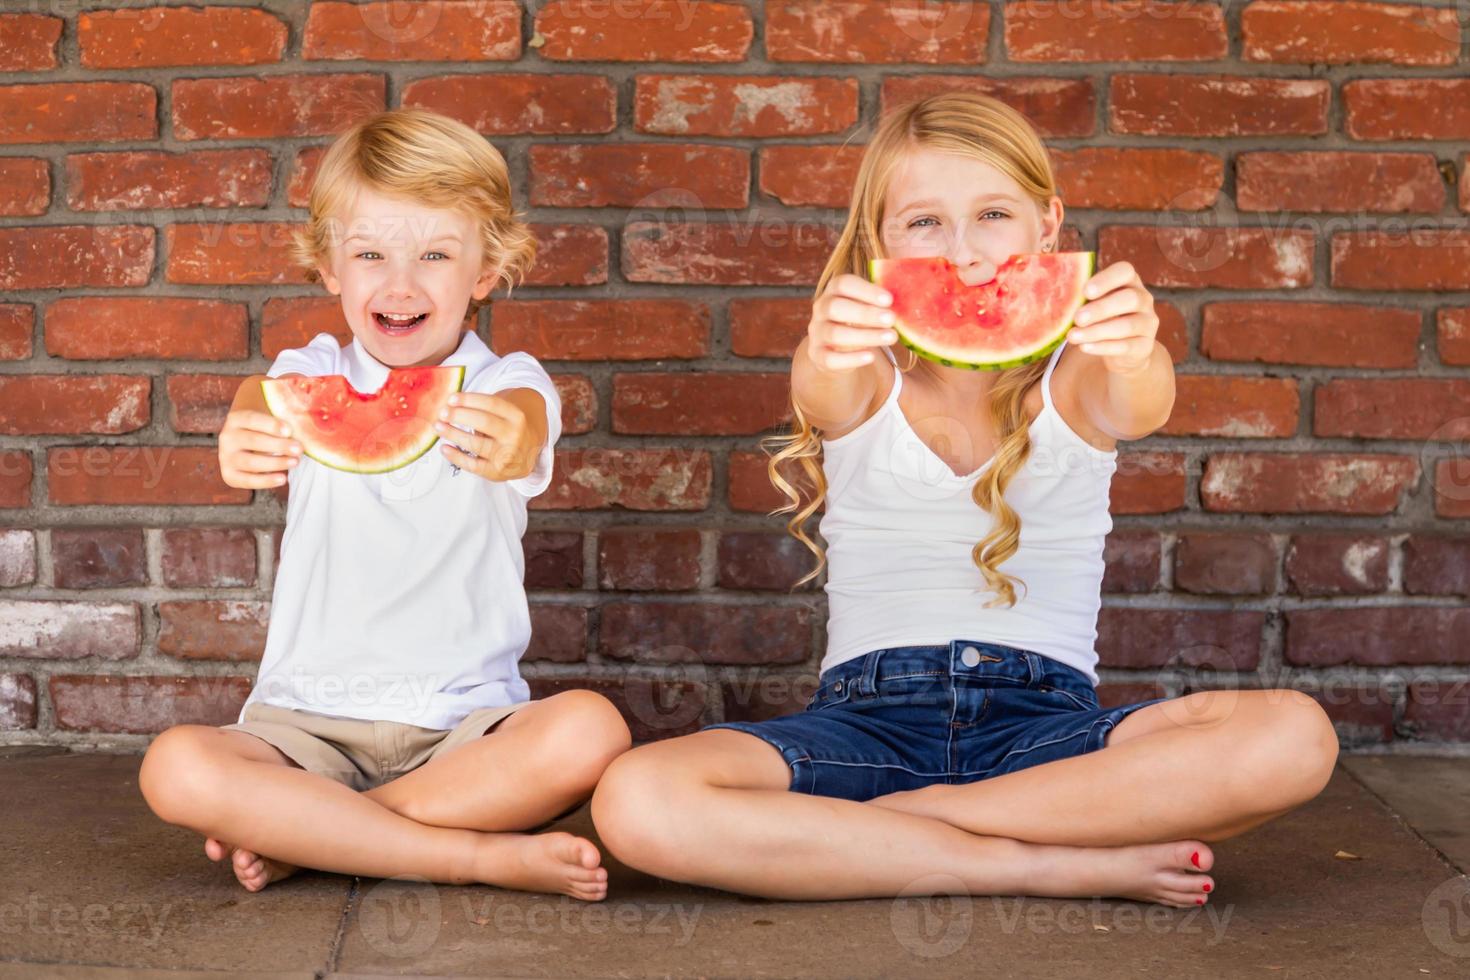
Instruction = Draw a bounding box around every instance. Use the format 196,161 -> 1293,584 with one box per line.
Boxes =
804,273 -> 899,373
1069,261 -> 1159,375
219,409 -> 301,489
435,390 -> 545,482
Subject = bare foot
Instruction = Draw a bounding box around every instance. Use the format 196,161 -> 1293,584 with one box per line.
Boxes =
472,831 -> 608,901
204,836 -> 300,893
1027,839 -> 1216,908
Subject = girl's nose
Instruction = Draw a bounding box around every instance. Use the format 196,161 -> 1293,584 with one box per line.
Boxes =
956,259 -> 999,287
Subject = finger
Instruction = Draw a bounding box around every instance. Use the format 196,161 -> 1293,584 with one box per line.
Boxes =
233,430 -> 302,457
230,468 -> 293,490
824,324 -> 899,349
1073,291 -> 1139,330
833,273 -> 894,308
229,450 -> 300,474
828,296 -> 897,329
236,410 -> 295,437
439,407 -> 514,448
1076,338 -> 1148,358
448,391 -> 525,423
1071,313 -> 1153,346
815,347 -> 880,372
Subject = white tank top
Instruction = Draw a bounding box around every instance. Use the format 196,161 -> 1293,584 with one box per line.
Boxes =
817,336 -> 1118,684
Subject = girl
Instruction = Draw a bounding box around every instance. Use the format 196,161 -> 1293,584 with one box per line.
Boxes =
590,93 -> 1338,906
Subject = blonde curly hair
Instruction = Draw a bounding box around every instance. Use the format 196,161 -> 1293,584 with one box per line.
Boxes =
292,106 -> 536,313
764,91 -> 1063,608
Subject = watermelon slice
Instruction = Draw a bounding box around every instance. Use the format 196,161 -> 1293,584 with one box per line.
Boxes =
261,365 -> 465,474
867,252 -> 1096,370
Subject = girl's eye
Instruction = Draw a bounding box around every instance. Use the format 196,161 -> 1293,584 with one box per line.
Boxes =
908,216 -> 938,228
982,210 -> 1009,220
355,251 -> 381,260
423,251 -> 449,261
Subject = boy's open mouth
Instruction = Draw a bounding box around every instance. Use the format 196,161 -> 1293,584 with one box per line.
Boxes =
374,312 -> 428,335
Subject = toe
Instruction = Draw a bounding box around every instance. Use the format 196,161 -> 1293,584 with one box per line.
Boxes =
1177,841 -> 1213,873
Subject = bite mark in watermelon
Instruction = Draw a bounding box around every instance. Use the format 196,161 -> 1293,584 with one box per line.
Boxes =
868,252 -> 1096,371
261,365 -> 465,474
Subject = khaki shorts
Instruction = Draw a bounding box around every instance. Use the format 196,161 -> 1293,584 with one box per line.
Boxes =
222,700 -> 535,793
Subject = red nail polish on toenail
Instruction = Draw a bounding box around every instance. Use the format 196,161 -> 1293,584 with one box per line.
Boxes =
1202,884 -> 1211,892
1190,851 -> 1201,868
1196,898 -> 1204,905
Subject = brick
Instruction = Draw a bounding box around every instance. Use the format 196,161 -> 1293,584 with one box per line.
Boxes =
1435,459 -> 1470,518
1006,1 -> 1226,62
1097,681 -> 1167,711
52,528 -> 147,590
48,446 -> 250,507
167,374 -> 248,434
525,224 -> 608,286
0,376 -> 148,436
551,374 -> 597,434
0,453 -> 32,509
1109,75 -> 1329,136
523,530 -> 583,590
262,297 -> 350,357
0,14 -> 61,71
1286,607 -> 1470,667
757,145 -> 862,208
287,145 -> 326,208
50,674 -> 250,733
881,76 -> 1096,137
0,158 -> 48,216
530,143 -> 749,209
635,75 -> 858,137
622,220 -> 836,285
0,601 -> 139,659
767,1 -> 988,63
1201,453 -> 1418,514
166,223 -> 308,286
1174,532 -> 1277,595
80,7 -> 286,67
1344,79 -> 1470,141
1099,226 -> 1313,289
158,600 -> 269,662
730,297 -> 810,358
1111,452 -> 1186,514
0,82 -> 156,144
304,0 -> 520,61
1331,230 -> 1470,291
1403,535 -> 1470,598
1236,151 -> 1445,213
0,305 -> 33,361
1315,380 -> 1470,440
717,530 -> 813,591
1404,682 -> 1470,742
47,297 -> 248,361
1053,148 -> 1222,211
533,449 -> 711,511
0,674 -> 37,731
1101,530 -> 1161,593
403,74 -> 616,134
1244,2 -> 1460,66
0,530 -> 36,588
613,372 -> 791,435
601,602 -> 810,665
66,150 -> 272,211
161,528 -> 257,588
1440,308 -> 1470,366
527,675 -> 707,741
524,604 -> 587,662
728,450 -> 790,513
598,527 -> 701,591
722,673 -> 815,723
0,226 -> 153,290
1160,376 -> 1299,438
536,0 -> 750,61
1285,533 -> 1389,596
1201,301 -> 1421,369
1097,607 -> 1264,670
1156,298 -> 1190,365
492,300 -> 710,360
173,74 -> 386,141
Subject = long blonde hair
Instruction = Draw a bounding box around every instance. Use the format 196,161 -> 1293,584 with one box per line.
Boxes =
764,92 -> 1061,607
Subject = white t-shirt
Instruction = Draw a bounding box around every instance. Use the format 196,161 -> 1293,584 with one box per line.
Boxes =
238,330 -> 562,730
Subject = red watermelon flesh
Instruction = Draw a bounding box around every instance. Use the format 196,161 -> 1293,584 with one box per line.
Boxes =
261,365 -> 465,474
868,252 -> 1095,370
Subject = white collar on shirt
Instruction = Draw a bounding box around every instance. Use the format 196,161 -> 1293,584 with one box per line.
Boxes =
345,329 -> 494,394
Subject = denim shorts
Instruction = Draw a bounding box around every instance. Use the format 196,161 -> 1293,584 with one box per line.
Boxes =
703,639 -> 1170,802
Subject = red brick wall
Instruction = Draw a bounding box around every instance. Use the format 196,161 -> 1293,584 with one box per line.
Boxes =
1,2 -> 1467,749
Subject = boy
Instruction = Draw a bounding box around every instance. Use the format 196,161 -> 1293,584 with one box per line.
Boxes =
139,109 -> 629,901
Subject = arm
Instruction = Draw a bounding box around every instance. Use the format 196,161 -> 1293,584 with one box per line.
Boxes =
791,336 -> 881,434
1077,341 -> 1175,441
791,273 -> 898,436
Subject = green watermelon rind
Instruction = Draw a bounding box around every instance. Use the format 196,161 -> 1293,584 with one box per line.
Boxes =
261,364 -> 466,475
867,252 -> 1097,372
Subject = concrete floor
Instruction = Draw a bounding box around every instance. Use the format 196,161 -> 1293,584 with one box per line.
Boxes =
0,747 -> 1467,979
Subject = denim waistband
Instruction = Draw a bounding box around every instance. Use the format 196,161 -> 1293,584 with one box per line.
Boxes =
819,640 -> 1094,699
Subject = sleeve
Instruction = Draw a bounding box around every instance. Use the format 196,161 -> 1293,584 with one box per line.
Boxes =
472,351 -> 562,498
266,333 -> 342,379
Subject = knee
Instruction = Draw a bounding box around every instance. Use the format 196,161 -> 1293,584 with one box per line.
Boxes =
1236,691 -> 1339,809
533,690 -> 633,793
590,744 -> 693,871
138,725 -> 226,825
